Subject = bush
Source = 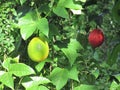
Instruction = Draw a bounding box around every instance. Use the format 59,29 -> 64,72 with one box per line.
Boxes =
0,0 -> 120,90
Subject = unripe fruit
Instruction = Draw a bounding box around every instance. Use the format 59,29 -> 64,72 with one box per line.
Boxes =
88,29 -> 104,48
27,37 -> 49,62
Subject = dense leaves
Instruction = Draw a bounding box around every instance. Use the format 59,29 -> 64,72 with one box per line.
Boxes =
18,11 -> 49,40
0,0 -> 120,90
9,63 -> 35,77
0,72 -> 14,89
74,84 -> 98,90
62,39 -> 82,65
49,67 -> 69,90
0,2 -> 16,58
22,76 -> 50,89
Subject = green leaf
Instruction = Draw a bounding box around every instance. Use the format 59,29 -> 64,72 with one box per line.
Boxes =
22,76 -> 50,88
26,85 -> 49,90
68,66 -> 79,81
0,71 -> 5,76
37,18 -> 49,37
20,0 -> 26,5
49,23 -> 59,38
62,48 -> 78,66
49,67 -> 69,90
58,0 -> 82,10
20,24 -> 36,40
31,76 -> 50,84
110,81 -> 119,90
116,85 -> 120,90
2,58 -> 11,70
18,10 -> 38,40
107,44 -> 120,66
62,39 -> 82,65
35,59 -> 52,73
80,0 -> 86,2
70,9 -> 82,15
53,6 -> 69,19
74,84 -> 98,90
91,69 -> 99,79
113,74 -> 120,82
35,61 -> 45,72
0,84 -> 4,90
68,39 -> 83,50
38,4 -> 50,14
18,11 -> 49,40
93,51 -> 99,61
19,13 -> 49,39
112,0 -> 120,22
77,33 -> 88,49
0,72 -> 14,90
15,0 -> 19,3
9,63 -> 35,77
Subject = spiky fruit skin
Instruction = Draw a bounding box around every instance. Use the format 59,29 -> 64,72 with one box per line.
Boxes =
27,37 -> 49,62
88,29 -> 104,48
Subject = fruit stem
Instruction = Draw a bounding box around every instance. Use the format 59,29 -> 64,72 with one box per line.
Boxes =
91,47 -> 95,55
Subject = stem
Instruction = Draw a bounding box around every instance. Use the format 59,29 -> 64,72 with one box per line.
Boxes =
49,37 -> 55,73
15,77 -> 23,90
34,3 -> 40,19
44,0 -> 54,18
71,80 -> 73,90
44,10 -> 52,18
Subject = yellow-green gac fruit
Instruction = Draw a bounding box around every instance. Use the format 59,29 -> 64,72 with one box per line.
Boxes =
27,37 -> 49,62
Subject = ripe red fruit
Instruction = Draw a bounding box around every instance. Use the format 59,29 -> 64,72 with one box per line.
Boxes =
88,29 -> 104,48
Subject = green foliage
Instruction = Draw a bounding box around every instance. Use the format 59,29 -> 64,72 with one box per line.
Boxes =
22,76 -> 50,90
68,66 -> 79,81
0,0 -> 120,90
9,63 -> 35,77
0,72 -> 14,90
19,0 -> 26,5
49,67 -> 69,90
25,85 -> 49,90
110,81 -> 120,90
107,44 -> 120,66
112,0 -> 120,22
53,6 -> 69,19
0,2 -> 16,59
74,84 -> 98,90
62,39 -> 83,66
57,0 -> 82,10
18,10 -> 49,40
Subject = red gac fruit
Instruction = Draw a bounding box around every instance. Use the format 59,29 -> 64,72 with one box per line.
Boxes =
88,29 -> 104,48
